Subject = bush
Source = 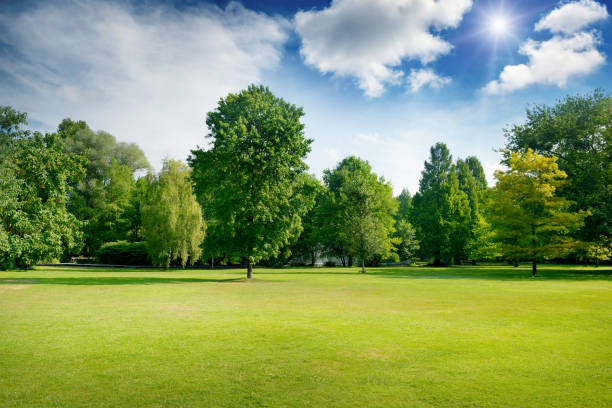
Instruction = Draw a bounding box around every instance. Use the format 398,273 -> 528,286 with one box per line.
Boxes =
324,261 -> 336,267
97,241 -> 150,265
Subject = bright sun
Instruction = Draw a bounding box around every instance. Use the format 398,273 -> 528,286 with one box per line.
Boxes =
490,16 -> 509,35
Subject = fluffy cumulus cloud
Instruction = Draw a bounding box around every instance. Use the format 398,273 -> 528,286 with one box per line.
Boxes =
485,0 -> 608,94
535,0 -> 608,34
407,69 -> 451,93
294,0 -> 472,97
0,0 -> 288,168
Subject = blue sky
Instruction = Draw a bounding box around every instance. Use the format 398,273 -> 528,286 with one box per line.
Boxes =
1,0 -> 610,193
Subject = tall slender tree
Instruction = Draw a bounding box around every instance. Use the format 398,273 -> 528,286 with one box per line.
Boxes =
412,143 -> 469,265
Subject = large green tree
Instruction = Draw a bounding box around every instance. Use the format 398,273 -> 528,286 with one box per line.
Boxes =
412,143 -> 470,265
141,159 -> 205,269
0,107 -> 85,269
490,149 -> 586,276
189,85 -> 316,278
504,90 -> 611,249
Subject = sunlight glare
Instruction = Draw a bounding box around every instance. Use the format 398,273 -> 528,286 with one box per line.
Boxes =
490,16 -> 509,36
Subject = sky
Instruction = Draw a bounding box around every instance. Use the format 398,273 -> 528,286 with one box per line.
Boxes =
1,0 -> 611,194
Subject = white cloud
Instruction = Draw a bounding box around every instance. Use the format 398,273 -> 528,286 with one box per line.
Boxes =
535,0 -> 608,34
485,32 -> 605,94
294,0 -> 472,97
485,1 -> 607,95
407,69 -> 451,93
0,0 -> 288,168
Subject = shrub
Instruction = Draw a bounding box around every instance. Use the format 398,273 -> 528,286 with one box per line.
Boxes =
324,261 -> 336,267
97,241 -> 150,265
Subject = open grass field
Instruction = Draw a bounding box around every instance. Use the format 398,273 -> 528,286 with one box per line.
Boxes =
0,265 -> 610,407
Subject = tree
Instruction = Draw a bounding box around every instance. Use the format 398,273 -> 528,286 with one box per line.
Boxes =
394,220 -> 420,262
287,176 -> 326,266
318,156 -> 397,272
0,107 -> 85,269
412,143 -> 470,265
57,119 -> 150,254
396,188 -> 412,221
504,90 -> 612,246
141,159 -> 205,269
189,85 -> 316,278
490,149 -> 586,276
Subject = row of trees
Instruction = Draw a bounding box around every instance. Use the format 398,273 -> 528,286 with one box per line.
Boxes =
1,87 -> 610,276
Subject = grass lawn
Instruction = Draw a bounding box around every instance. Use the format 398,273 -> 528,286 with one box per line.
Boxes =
0,265 -> 610,407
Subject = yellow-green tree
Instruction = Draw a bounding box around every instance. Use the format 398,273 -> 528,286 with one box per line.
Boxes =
490,149 -> 586,276
142,159 -> 205,269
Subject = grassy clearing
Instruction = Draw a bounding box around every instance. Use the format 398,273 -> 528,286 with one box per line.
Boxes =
0,265 -> 610,407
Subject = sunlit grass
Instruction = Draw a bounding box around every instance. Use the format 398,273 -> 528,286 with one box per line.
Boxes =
1,265 -> 610,407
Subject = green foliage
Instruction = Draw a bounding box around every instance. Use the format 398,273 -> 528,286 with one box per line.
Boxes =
412,143 -> 470,265
490,149 -> 586,275
318,156 -> 397,272
142,159 -> 205,269
57,119 -> 150,254
504,90 -> 612,245
394,220 -> 419,261
189,85 -> 315,277
0,108 -> 85,269
97,241 -> 150,265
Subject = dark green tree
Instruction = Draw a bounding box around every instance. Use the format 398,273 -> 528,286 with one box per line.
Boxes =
189,85 -> 316,278
0,108 -> 85,269
412,143 -> 470,265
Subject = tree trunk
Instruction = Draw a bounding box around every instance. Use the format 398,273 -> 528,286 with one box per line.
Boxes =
247,259 -> 253,279
311,251 -> 316,267
531,260 -> 537,277
361,258 -> 366,273
211,256 -> 214,269
348,254 -> 353,267
340,256 -> 346,267
513,259 -> 518,267
433,249 -> 441,266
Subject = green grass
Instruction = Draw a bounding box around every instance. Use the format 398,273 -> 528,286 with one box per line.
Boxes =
0,265 -> 610,407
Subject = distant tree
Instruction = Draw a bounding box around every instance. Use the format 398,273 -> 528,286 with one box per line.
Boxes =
287,176 -> 326,266
412,143 -> 470,265
0,107 -> 85,269
504,90 -> 612,247
189,85 -> 316,278
318,156 -> 397,272
394,220 -> 419,262
57,119 -> 150,254
88,160 -> 136,250
396,188 -> 412,221
456,157 -> 496,262
141,159 -> 205,269
490,149 -> 586,276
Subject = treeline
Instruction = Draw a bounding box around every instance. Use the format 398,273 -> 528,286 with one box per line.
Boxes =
0,87 -> 610,276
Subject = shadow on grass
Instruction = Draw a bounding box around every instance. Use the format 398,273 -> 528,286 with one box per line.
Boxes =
255,266 -> 612,281
369,267 -> 612,281
0,277 -> 245,285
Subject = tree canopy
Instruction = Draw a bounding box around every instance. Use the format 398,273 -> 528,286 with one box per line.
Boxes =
490,149 -> 586,276
141,159 -> 205,269
189,85 -> 316,277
